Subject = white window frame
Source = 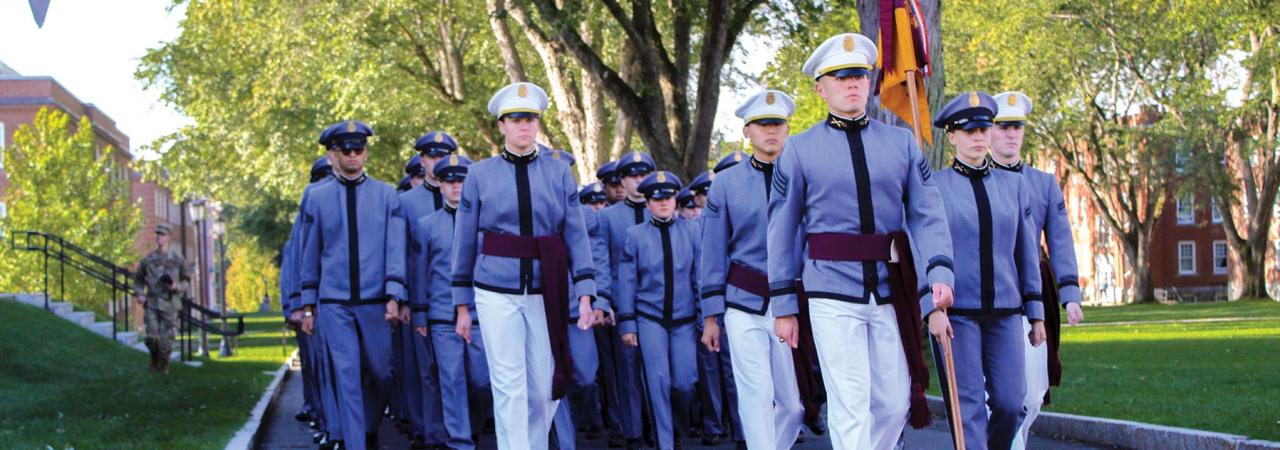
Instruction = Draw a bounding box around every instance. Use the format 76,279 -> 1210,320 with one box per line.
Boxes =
1212,241 -> 1228,275
0,121 -> 6,170
1211,198 -> 1222,224
1178,241 -> 1196,275
1176,195 -> 1195,225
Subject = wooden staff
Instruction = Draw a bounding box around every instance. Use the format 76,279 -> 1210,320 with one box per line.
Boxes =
905,69 -> 926,148
940,333 -> 966,450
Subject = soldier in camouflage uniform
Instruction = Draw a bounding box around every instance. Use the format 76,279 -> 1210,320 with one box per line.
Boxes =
133,223 -> 190,373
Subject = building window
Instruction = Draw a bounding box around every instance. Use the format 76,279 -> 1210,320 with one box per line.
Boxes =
1178,241 -> 1196,275
0,201 -> 7,219
1176,195 -> 1195,225
1211,198 -> 1222,224
1213,241 -> 1228,275
1174,147 -> 1188,173
0,121 -> 6,170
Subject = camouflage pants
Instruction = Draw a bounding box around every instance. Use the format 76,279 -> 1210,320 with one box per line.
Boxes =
144,297 -> 179,363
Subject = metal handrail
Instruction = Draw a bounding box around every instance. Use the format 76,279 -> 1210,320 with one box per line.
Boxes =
9,230 -> 135,341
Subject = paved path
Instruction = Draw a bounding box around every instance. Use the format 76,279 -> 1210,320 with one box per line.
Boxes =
256,367 -> 1113,449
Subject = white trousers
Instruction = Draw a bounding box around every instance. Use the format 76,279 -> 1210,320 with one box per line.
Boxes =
809,298 -> 909,450
475,288 -> 559,450
724,308 -> 803,450
1013,317 -> 1049,450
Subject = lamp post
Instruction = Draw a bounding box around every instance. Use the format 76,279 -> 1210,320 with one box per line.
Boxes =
215,219 -> 232,357
191,200 -> 209,357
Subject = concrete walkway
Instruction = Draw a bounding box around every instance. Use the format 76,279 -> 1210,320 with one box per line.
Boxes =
255,367 -> 1110,449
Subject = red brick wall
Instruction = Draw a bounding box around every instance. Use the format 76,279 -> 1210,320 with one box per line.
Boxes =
1149,188 -> 1228,289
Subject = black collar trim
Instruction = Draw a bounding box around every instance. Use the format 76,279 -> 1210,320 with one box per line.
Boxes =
826,113 -> 870,132
992,158 -> 1024,173
952,158 -> 991,178
749,156 -> 774,172
337,173 -> 367,186
501,147 -> 539,165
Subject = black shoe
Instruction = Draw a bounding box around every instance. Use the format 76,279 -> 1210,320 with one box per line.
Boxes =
796,432 -> 806,443
805,415 -> 827,436
309,420 -> 319,430
735,441 -> 748,450
689,427 -> 701,438
585,426 -> 606,440
366,432 -> 379,447
701,434 -> 721,446
396,421 -> 411,434
295,411 -> 314,422
607,434 -> 627,448
319,439 -> 341,450
624,439 -> 644,450
313,432 -> 325,444
409,435 -> 427,449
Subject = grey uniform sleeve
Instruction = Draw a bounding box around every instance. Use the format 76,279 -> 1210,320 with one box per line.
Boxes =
562,169 -> 598,302
451,175 -> 480,308
299,195 -> 321,308
903,136 -> 954,316
412,222 -> 430,327
1044,180 -> 1081,304
616,233 -> 639,336
690,222 -> 702,315
279,240 -> 294,317
385,190 -> 407,303
766,140 -> 806,317
589,213 -> 613,312
699,180 -> 730,319
1016,178 -> 1045,321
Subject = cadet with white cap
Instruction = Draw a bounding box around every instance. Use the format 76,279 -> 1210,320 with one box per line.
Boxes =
452,82 -> 600,449
929,91 -> 1045,450
702,89 -> 805,450
988,91 -> 1084,450
767,33 -> 954,450
298,120 -> 407,450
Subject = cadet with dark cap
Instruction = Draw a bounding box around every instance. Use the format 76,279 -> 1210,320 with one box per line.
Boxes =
134,223 -> 190,374
452,82 -> 599,449
688,171 -> 713,209
597,160 -> 625,205
713,151 -> 749,174
411,155 -> 491,450
400,132 -> 460,448
579,183 -> 609,211
596,150 -> 657,449
676,188 -> 699,220
617,171 -> 701,450
929,91 -> 1044,450
298,120 -> 407,450
768,33 -> 954,450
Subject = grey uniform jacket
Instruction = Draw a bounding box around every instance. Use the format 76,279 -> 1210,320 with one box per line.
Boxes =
450,151 -> 597,308
599,199 -> 652,305
401,182 -> 445,316
616,217 -> 701,335
285,177 -> 332,312
929,165 -> 1043,320
298,174 -> 407,306
700,157 -> 785,317
580,206 -> 613,317
413,205 -> 471,326
1005,165 -> 1082,304
767,116 -> 955,317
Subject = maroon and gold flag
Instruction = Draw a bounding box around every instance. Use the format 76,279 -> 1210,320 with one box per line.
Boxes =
876,0 -> 933,143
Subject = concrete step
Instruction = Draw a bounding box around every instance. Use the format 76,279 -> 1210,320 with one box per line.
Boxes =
132,341 -> 148,353
86,321 -> 114,338
48,302 -> 74,316
60,310 -> 96,326
115,331 -> 140,346
8,293 -> 45,307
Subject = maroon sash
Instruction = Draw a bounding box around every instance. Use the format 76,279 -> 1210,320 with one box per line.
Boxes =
727,263 -> 826,419
1040,258 -> 1063,405
481,232 -> 573,400
805,231 -> 932,429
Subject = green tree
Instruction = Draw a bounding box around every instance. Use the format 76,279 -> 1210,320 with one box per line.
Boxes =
0,108 -> 142,312
224,241 -> 279,312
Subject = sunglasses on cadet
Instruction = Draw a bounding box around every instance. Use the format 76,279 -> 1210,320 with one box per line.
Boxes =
338,147 -> 366,156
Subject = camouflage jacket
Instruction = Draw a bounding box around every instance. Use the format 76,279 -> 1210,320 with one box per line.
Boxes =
134,249 -> 190,302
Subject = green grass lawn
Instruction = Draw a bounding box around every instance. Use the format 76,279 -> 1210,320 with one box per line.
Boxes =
0,300 -> 295,450
926,298 -> 1280,442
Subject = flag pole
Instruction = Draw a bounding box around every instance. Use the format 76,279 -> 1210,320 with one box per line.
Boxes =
941,334 -> 967,450
905,69 -> 926,148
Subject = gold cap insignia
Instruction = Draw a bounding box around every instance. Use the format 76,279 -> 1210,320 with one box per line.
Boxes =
968,91 -> 980,107
632,153 -> 642,162
346,121 -> 356,132
734,152 -> 743,162
517,84 -> 528,98
708,171 -> 716,180
843,35 -> 855,52
434,133 -> 444,143
553,150 -> 561,159
449,155 -> 458,165
1008,95 -> 1018,106
657,172 -> 667,183
766,92 -> 776,105
594,184 -> 603,192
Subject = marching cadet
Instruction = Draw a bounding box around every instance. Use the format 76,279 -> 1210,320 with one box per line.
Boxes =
545,148 -> 610,449
400,131 -> 459,448
580,182 -> 610,211
767,33 -> 955,450
281,156 -> 333,442
928,91 -> 1046,450
617,171 -> 701,450
597,160 -> 626,205
451,82 -> 599,450
676,188 -> 700,221
988,91 -> 1085,450
412,154 -> 491,450
298,120 -> 407,450
596,150 -> 658,449
688,171 -> 712,209
406,155 -> 427,189
398,175 -> 415,192
701,89 -> 804,450
133,223 -> 190,374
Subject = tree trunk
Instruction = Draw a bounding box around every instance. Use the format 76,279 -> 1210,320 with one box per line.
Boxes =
1120,230 -> 1155,303
856,0 -> 947,167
